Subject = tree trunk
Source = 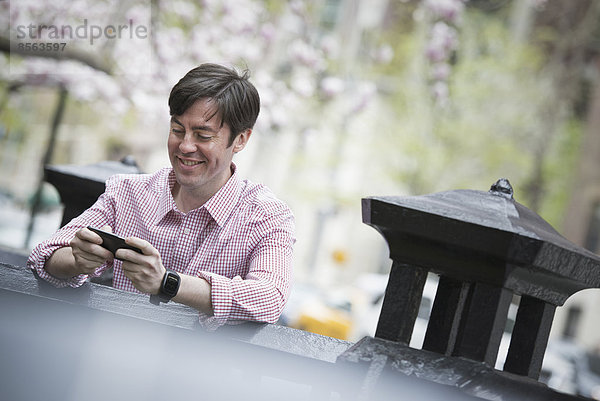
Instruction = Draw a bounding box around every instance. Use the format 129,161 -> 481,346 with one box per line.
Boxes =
562,58 -> 600,247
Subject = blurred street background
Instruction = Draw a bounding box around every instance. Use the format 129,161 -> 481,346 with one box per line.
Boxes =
1,0 -> 600,398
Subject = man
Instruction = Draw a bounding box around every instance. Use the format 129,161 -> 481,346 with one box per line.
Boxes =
28,63 -> 295,329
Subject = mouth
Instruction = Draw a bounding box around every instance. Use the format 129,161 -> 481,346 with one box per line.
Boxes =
178,157 -> 203,167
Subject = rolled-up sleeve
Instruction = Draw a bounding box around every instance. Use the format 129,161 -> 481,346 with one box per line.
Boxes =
27,185 -> 117,288
197,208 -> 295,330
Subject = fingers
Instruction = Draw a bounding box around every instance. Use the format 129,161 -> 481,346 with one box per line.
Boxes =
72,227 -> 163,295
70,227 -> 114,275
116,239 -> 164,295
120,256 -> 165,295
76,226 -> 103,245
116,248 -> 159,267
116,237 -> 156,264
125,237 -> 157,256
69,233 -> 113,263
74,253 -> 107,275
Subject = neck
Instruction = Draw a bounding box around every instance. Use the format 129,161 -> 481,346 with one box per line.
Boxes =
171,167 -> 233,213
172,185 -> 208,213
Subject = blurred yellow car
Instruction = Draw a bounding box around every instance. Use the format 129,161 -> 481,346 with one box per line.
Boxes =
292,300 -> 353,340
280,283 -> 353,340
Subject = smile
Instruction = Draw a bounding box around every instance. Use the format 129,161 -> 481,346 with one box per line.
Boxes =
179,158 -> 203,166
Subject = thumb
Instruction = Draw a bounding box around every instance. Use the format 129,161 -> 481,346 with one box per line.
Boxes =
101,225 -> 113,233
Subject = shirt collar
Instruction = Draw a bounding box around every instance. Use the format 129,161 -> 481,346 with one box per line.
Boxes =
154,164 -> 242,227
155,168 -> 179,225
203,163 -> 243,227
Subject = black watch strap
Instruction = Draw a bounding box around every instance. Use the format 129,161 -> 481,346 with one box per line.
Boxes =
149,270 -> 181,305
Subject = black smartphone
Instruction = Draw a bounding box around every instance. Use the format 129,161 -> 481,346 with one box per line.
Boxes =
87,226 -> 143,256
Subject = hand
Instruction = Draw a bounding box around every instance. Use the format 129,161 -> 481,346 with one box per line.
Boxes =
117,237 -> 166,295
69,225 -> 115,275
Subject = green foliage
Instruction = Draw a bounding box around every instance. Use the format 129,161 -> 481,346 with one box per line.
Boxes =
537,118 -> 583,228
375,6 -> 583,231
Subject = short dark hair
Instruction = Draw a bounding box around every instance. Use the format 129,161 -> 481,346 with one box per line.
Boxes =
168,63 -> 260,146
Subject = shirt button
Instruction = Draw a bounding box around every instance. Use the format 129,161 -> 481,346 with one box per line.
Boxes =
183,228 -> 190,235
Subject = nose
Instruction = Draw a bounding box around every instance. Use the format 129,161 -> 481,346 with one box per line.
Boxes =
179,133 -> 196,154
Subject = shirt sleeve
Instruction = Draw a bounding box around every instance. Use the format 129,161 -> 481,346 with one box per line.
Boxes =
197,205 -> 295,330
27,183 -> 118,288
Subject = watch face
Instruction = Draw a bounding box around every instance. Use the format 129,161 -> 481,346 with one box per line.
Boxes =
163,272 -> 180,296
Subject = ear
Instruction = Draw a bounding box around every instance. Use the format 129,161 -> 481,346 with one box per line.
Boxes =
233,129 -> 252,153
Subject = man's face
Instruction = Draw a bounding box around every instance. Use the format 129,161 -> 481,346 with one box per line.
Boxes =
168,98 -> 248,200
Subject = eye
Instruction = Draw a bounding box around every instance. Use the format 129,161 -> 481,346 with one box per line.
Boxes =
195,132 -> 212,140
170,127 -> 184,135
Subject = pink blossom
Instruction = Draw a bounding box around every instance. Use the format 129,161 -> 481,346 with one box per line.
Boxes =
289,39 -> 326,70
351,82 -> 377,114
431,62 -> 451,81
320,76 -> 345,98
372,44 -> 394,64
289,0 -> 305,16
291,73 -> 316,98
423,0 -> 466,24
425,22 -> 458,62
260,23 -> 276,43
320,36 -> 340,59
431,80 -> 449,102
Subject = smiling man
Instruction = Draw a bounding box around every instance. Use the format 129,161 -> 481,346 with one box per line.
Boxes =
27,64 -> 295,329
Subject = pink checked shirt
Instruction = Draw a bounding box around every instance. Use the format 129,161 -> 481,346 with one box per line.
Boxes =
28,164 -> 295,330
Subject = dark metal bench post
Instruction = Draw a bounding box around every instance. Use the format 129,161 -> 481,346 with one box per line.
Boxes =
422,275 -> 470,355
361,178 -> 600,382
503,295 -> 557,379
374,262 -> 427,344
451,282 -> 512,365
44,157 -> 141,227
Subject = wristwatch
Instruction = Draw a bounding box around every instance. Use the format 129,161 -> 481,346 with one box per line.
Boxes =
150,269 -> 181,304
